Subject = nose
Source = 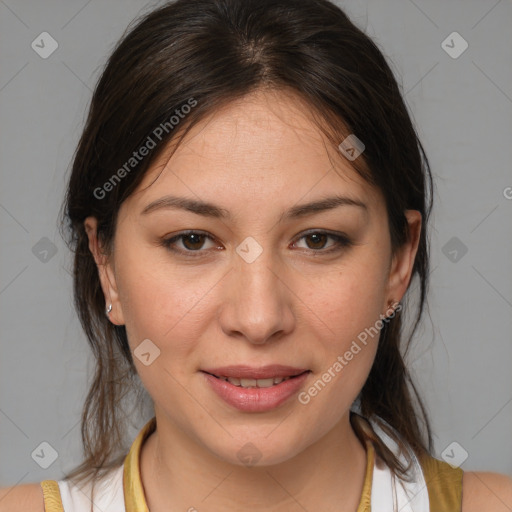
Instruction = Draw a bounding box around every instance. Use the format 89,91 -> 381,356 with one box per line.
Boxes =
218,246 -> 295,345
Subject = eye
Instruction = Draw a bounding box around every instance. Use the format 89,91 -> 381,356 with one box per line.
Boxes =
161,230 -> 220,255
292,230 -> 353,254
160,229 -> 352,258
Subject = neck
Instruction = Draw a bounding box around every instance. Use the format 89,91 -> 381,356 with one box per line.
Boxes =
139,411 -> 368,512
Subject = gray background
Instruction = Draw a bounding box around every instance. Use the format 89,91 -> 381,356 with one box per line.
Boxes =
1,0 -> 511,487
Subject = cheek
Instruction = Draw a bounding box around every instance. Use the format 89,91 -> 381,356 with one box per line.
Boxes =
299,248 -> 389,345
114,247 -> 224,416
114,243 -> 222,362
293,249 -> 388,408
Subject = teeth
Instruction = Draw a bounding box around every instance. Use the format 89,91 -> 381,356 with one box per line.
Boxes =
239,378 -> 257,387
220,376 -> 292,388
255,378 -> 274,388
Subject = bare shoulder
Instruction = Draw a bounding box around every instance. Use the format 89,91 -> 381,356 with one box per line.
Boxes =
462,471 -> 512,512
0,483 -> 45,512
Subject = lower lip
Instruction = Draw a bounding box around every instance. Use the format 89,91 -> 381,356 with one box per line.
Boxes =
202,371 -> 310,412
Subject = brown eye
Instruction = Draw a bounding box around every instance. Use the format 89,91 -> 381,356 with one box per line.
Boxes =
161,231 -> 220,256
304,233 -> 329,250
181,233 -> 207,250
293,231 -> 352,254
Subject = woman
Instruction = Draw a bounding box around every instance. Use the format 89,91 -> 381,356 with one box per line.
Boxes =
1,0 -> 511,510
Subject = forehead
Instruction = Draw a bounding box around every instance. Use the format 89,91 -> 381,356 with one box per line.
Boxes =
124,89 -> 382,216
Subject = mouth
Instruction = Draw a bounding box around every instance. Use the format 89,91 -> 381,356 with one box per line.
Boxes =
201,365 -> 310,385
203,372 -> 310,388
200,365 -> 311,412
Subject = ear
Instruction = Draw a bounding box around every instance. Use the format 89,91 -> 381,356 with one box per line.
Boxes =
383,210 -> 422,313
84,216 -> 125,325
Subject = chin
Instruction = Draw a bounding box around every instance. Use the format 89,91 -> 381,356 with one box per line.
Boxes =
198,425 -> 312,468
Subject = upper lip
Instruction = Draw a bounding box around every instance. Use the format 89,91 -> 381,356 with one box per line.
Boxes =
202,365 -> 310,379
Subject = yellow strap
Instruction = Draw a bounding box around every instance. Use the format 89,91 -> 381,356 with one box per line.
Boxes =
418,453 -> 463,511
124,417 -> 156,512
356,440 -> 374,512
40,480 -> 64,512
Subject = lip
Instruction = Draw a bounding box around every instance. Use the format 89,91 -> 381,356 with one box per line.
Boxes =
201,366 -> 311,412
201,365 -> 309,379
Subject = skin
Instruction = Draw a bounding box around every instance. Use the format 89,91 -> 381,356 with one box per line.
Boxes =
87,88 -> 420,511
1,88 -> 510,511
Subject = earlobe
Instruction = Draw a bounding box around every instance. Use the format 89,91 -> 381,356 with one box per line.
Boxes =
83,216 -> 125,326
384,210 -> 422,310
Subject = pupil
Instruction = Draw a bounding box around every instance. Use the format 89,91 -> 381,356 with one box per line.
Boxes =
184,234 -> 204,250
307,233 -> 326,249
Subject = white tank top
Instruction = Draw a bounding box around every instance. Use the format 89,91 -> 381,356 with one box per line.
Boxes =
57,464 -> 125,511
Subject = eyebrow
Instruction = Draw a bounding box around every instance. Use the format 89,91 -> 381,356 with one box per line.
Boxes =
141,194 -> 368,220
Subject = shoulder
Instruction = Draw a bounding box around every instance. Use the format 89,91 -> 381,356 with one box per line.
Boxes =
462,471 -> 512,512
0,483 -> 45,512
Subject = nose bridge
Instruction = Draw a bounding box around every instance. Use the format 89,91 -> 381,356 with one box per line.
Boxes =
237,243 -> 277,298
219,236 -> 294,344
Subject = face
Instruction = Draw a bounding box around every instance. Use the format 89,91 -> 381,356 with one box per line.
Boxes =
85,88 -> 420,466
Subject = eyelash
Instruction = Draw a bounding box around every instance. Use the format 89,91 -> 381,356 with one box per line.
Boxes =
159,230 -> 353,258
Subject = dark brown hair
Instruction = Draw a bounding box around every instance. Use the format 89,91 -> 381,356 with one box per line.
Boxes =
59,0 -> 434,490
